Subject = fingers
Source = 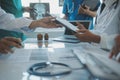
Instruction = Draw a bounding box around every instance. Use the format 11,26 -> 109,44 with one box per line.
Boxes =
76,29 -> 87,33
43,22 -> 59,28
74,31 -> 85,40
0,49 -> 9,54
109,46 -> 120,63
109,35 -> 120,62
109,47 -> 117,59
0,37 -> 22,54
0,47 -> 8,53
56,24 -> 63,27
76,22 -> 86,29
74,32 -> 80,37
75,29 -> 87,39
79,6 -> 84,10
10,41 -> 22,48
31,17 -> 62,28
48,17 -> 62,27
39,17 -> 63,28
5,37 -> 21,45
0,44 -> 13,54
2,37 -> 22,48
84,5 -> 90,9
78,6 -> 84,14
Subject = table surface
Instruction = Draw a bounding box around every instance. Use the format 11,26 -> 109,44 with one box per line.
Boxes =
0,37 -> 92,80
1,37 -> 119,80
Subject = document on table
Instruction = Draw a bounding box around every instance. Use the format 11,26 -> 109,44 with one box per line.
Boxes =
0,48 -> 50,63
72,43 -> 120,80
0,48 -> 83,69
0,48 -> 32,62
49,48 -> 83,69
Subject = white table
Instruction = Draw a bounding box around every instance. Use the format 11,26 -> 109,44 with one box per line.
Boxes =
0,38 -> 91,80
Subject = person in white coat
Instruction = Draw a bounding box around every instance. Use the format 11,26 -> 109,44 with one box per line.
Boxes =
0,6 -> 61,54
75,0 -> 120,50
0,6 -> 61,34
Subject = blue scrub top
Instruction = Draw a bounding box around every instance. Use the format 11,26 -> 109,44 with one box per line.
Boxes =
0,0 -> 23,18
62,0 -> 101,29
0,29 -> 26,41
0,0 -> 26,41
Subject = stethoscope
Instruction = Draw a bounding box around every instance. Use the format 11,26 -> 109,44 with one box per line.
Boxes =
102,0 -> 119,17
106,0 -> 119,11
112,0 -> 119,9
95,0 -> 119,31
27,62 -> 72,77
67,0 -> 74,13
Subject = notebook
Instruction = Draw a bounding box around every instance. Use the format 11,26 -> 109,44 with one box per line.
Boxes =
64,20 -> 91,35
55,18 -> 79,33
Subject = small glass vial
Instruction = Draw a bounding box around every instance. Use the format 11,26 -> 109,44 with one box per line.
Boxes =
44,33 -> 49,40
37,33 -> 43,40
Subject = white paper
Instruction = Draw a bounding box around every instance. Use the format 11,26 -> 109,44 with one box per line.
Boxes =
0,48 -> 32,62
56,18 -> 79,32
73,43 -> 120,79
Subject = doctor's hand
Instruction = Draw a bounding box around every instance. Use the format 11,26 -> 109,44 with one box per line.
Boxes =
74,29 -> 100,43
78,5 -> 90,14
76,22 -> 86,29
23,7 -> 32,12
29,17 -> 62,29
109,35 -> 120,62
0,37 -> 22,54
78,5 -> 96,17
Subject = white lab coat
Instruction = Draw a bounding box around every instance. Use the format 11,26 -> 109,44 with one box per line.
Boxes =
91,0 -> 120,50
0,7 -> 33,33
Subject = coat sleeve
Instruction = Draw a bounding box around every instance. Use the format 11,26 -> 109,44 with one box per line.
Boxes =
99,33 -> 118,50
0,7 -> 33,31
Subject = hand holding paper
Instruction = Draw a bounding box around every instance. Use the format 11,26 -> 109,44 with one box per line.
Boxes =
55,18 -> 79,32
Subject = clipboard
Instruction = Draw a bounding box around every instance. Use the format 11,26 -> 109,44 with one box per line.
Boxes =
55,18 -> 79,33
64,20 -> 91,35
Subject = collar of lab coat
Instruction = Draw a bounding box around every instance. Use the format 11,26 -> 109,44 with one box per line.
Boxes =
104,0 -> 118,7
95,0 -> 120,34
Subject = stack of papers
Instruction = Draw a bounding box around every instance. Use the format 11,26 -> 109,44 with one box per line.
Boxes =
73,43 -> 120,80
